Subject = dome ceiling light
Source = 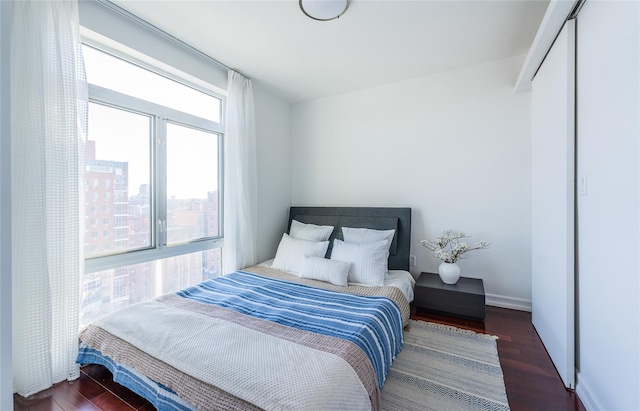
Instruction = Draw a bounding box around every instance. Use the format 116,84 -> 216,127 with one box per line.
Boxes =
299,0 -> 350,21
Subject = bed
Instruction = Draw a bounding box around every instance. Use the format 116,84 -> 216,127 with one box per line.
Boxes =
77,206 -> 414,411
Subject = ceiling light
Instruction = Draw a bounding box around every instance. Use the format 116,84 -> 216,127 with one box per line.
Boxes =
299,0 -> 350,21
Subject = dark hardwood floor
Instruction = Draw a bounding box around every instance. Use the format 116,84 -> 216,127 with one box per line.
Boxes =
14,306 -> 586,411
13,363 -> 154,411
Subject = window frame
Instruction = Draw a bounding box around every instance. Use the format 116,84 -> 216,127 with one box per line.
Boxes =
84,49 -> 225,275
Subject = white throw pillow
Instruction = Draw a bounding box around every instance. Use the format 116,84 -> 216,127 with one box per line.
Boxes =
299,256 -> 351,287
330,239 -> 388,286
289,219 -> 334,241
272,233 -> 329,275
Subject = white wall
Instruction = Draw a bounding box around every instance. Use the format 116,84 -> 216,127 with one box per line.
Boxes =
0,1 -> 11,408
576,2 -> 640,409
291,56 -> 532,307
253,82 -> 292,262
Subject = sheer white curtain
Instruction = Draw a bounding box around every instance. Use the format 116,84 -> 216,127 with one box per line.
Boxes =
11,0 -> 87,396
223,70 -> 257,273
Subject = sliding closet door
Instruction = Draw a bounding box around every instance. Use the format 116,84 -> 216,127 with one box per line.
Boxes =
531,19 -> 575,389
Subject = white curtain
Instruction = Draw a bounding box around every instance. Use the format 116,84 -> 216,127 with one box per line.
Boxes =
223,70 -> 257,273
11,0 -> 87,396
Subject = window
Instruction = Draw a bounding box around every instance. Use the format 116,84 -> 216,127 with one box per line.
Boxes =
112,274 -> 128,302
81,44 -> 224,325
81,249 -> 221,325
165,123 -> 220,244
83,45 -> 221,122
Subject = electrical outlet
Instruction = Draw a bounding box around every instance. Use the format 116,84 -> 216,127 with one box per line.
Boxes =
409,255 -> 416,266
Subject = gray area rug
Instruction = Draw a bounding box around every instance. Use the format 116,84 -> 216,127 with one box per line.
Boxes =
381,320 -> 510,411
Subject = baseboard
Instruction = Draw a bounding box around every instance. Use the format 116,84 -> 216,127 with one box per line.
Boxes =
576,371 -> 601,411
485,293 -> 532,312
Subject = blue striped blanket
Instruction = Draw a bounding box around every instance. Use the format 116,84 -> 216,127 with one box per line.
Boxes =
176,270 -> 404,389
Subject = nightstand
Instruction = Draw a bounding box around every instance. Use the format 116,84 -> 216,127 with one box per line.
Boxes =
414,272 -> 486,320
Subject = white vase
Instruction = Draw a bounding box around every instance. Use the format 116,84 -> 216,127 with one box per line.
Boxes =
438,262 -> 461,284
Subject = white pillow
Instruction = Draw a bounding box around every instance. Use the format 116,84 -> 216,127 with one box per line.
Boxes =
330,239 -> 388,286
290,219 -> 334,241
272,233 -> 329,275
299,256 -> 350,287
342,227 -> 395,273
342,227 -> 395,250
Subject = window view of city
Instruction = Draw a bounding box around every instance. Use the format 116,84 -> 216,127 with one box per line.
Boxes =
81,45 -> 224,326
82,132 -> 221,326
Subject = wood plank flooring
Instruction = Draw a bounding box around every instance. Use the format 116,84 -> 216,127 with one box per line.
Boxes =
13,363 -> 154,411
14,305 -> 586,411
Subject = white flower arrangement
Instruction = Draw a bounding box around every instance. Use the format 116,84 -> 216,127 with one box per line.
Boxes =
420,230 -> 490,263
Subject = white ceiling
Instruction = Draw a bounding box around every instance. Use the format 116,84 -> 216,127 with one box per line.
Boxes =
111,0 -> 549,103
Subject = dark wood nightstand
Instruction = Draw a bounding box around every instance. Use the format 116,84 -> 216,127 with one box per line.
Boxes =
414,272 -> 486,320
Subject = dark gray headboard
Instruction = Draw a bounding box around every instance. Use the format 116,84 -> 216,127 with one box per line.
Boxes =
288,207 -> 412,271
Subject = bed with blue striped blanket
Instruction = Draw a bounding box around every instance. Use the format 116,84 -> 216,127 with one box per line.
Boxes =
78,266 -> 409,411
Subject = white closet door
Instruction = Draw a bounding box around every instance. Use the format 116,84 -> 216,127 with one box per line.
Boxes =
531,19 -> 575,389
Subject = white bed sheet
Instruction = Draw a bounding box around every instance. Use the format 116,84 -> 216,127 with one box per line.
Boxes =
257,259 -> 415,303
